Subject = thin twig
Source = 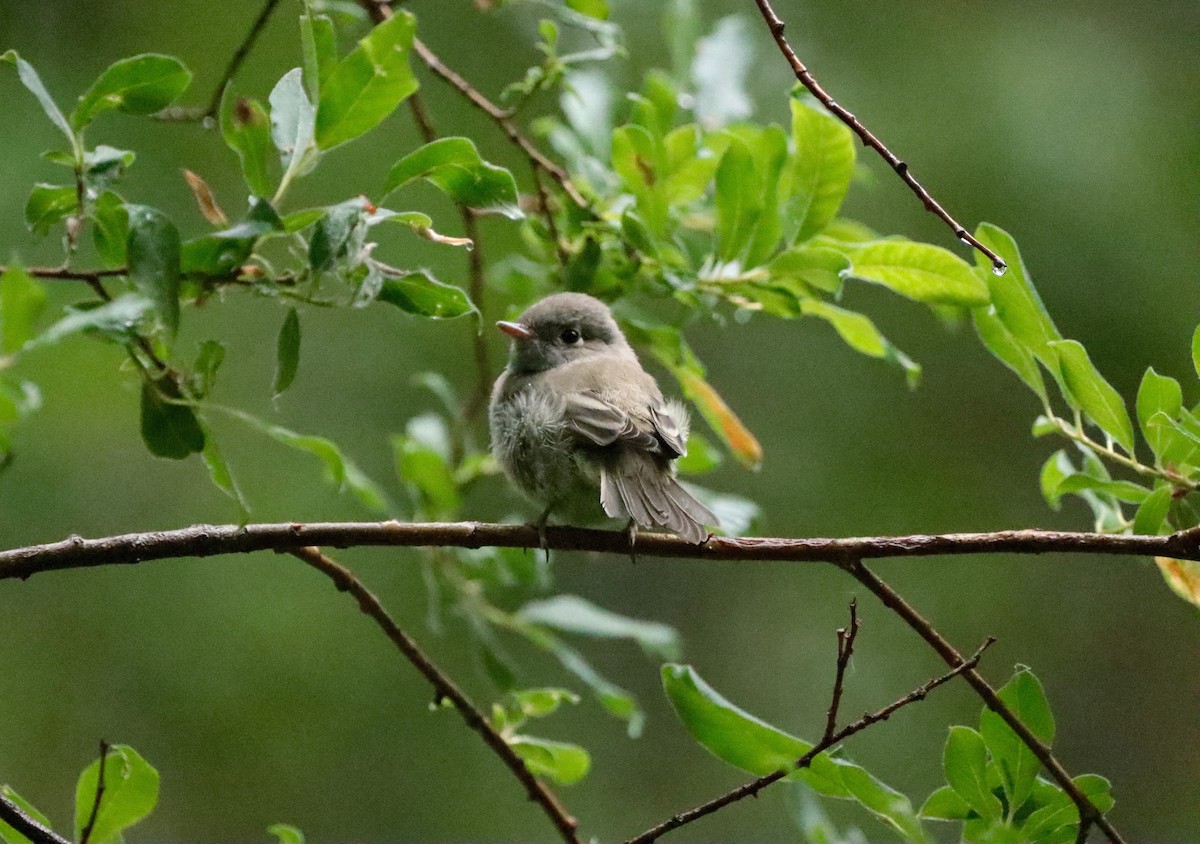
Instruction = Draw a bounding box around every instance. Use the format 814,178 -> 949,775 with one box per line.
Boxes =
156,0 -> 284,122
531,164 -> 569,268
847,561 -> 1126,844
748,0 -> 1007,274
0,791 -> 71,844
624,637 -> 993,844
823,597 -> 859,743
290,546 -> 580,844
78,739 -> 111,844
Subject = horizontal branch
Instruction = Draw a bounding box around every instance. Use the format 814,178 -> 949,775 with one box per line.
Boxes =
2,521 -> 1198,581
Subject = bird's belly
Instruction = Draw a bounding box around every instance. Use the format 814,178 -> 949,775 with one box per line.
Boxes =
490,392 -> 602,515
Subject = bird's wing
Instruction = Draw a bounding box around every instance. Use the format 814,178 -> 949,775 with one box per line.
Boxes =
563,390 -> 660,452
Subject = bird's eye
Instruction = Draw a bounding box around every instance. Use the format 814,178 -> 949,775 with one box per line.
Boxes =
560,328 -> 582,345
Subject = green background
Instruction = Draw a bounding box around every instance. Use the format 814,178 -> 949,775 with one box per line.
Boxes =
1,0 -> 1197,840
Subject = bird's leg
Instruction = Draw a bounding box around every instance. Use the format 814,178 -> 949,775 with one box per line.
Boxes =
534,505 -> 552,566
626,518 -> 638,565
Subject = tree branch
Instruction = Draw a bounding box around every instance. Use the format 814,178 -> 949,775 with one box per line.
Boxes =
290,546 -> 580,844
0,791 -> 71,844
847,561 -> 1127,844
3,521 -> 1198,581
624,636 -> 994,844
823,598 -> 858,743
748,0 -> 1007,274
0,519 -> 1156,844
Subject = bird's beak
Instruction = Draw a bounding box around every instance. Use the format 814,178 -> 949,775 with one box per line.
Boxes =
496,321 -> 535,341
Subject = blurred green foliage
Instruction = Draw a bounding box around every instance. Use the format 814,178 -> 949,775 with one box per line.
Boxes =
0,0 -> 1197,841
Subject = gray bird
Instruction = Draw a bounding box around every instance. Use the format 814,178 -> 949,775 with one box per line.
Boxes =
489,292 -> 718,544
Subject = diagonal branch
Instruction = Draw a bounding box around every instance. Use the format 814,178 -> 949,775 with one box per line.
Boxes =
748,0 -> 1007,274
78,739 -> 111,844
290,546 -> 581,844
156,0 -> 285,122
847,561 -> 1127,844
0,791 -> 72,844
624,636 -> 994,844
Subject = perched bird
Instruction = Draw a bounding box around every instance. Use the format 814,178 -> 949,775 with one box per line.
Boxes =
489,292 -> 718,543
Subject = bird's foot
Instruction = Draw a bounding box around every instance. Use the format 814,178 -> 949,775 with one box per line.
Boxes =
533,506 -> 553,567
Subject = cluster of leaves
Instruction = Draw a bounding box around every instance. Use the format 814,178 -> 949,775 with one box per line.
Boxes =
0,744 -> 304,844
969,227 -> 1200,607
664,663 -> 1111,843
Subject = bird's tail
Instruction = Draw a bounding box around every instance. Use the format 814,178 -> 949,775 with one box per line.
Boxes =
600,453 -> 717,544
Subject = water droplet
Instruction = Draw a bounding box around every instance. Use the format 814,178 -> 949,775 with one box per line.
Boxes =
992,260 -> 1008,277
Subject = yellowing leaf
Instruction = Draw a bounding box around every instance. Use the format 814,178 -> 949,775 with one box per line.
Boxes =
1155,556 -> 1200,608
677,368 -> 762,469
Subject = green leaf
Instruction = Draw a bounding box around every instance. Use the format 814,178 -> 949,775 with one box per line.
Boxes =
1039,450 -> 1073,510
0,786 -> 54,844
1193,325 -> 1200,382
783,98 -> 855,242
24,183 -> 75,235
237,413 -> 391,513
71,54 -> 191,128
769,245 -> 849,295
675,431 -> 721,475
266,824 -> 305,844
181,198 -> 284,277
661,665 -> 925,840
1,50 -> 74,142
507,688 -> 581,721
979,666 -> 1055,813
517,594 -> 681,660
126,204 -> 182,337
0,267 -> 48,354
141,377 -> 205,460
309,197 -> 370,272
1054,474 -> 1150,505
508,736 -> 591,785
273,308 -> 301,397
220,91 -> 274,198
25,295 -> 152,351
382,137 -> 522,219
1019,775 -> 1113,842
1132,484 -> 1172,536
93,191 -> 129,266
673,367 -> 762,470
378,271 -> 476,319
511,620 -> 644,736
846,240 -> 988,306
269,68 -> 318,176
1136,367 -> 1184,462
315,10 -> 418,150
714,136 -> 761,261
801,299 -> 921,387
300,9 -> 337,102
943,726 -> 1002,821
566,0 -> 608,19
918,785 -> 971,821
1048,340 -> 1135,455
73,744 -> 159,844
201,428 -> 250,523
974,223 -> 1061,361
392,414 -> 459,519
684,484 -> 760,536
972,304 -> 1048,403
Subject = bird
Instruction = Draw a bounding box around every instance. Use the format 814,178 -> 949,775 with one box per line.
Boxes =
488,292 -> 718,544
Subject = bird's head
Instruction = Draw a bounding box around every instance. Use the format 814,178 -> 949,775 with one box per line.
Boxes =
497,292 -> 629,374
